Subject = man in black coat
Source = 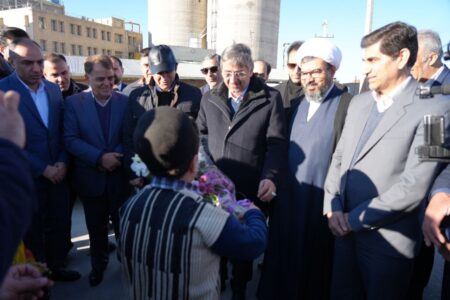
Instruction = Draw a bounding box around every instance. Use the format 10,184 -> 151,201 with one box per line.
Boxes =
123,45 -> 202,189
197,43 -> 287,300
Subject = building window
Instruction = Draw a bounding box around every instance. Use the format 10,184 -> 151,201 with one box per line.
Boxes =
86,27 -> 91,38
106,32 -> 111,41
93,47 -> 97,54
51,19 -> 57,31
38,16 -> 45,29
92,28 -> 97,39
53,41 -> 58,52
107,49 -> 111,55
114,33 -> 123,44
60,42 -> 65,54
0,18 -> 4,28
59,21 -> 64,32
24,15 -> 29,27
70,24 -> 75,34
40,39 -> 46,51
101,30 -> 105,40
71,44 -> 76,55
78,45 -> 83,56
77,25 -> 81,36
87,47 -> 92,56
115,51 -> 123,57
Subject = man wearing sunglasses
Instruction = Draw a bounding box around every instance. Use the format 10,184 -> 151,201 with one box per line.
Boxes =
253,59 -> 271,83
275,41 -> 304,114
200,53 -> 222,95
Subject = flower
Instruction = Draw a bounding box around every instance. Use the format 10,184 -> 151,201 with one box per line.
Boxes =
130,154 -> 150,178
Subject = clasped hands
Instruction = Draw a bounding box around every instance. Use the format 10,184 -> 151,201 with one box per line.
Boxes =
327,211 -> 352,236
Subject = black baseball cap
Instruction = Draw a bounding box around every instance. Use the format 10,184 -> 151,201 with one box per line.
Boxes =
148,45 -> 177,74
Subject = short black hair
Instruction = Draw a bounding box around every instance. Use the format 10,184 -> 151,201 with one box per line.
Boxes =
287,41 -> 304,56
361,21 -> 418,68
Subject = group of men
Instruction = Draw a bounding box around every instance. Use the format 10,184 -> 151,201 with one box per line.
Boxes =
2,20 -> 450,300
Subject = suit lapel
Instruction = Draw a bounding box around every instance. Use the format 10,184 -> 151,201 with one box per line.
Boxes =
12,75 -> 46,127
108,93 -> 121,144
354,79 -> 416,164
82,93 -> 106,145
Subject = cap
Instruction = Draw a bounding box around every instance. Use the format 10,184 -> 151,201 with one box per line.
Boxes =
295,38 -> 342,70
148,45 -> 177,74
133,107 -> 199,178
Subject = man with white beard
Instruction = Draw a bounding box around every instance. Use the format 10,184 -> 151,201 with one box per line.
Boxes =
280,38 -> 352,300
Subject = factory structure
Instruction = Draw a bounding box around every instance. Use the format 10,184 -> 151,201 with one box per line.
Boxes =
148,0 -> 281,68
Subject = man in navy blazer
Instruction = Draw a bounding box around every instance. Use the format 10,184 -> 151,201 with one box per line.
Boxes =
414,30 -> 450,300
64,54 -> 128,286
0,38 -> 80,281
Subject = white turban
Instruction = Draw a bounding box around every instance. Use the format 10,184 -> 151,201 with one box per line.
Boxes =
295,38 -> 342,70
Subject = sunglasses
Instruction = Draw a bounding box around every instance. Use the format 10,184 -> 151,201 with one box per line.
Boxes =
287,63 -> 300,70
200,66 -> 219,75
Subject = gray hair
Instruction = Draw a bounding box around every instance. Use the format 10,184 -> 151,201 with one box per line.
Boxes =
418,29 -> 443,62
221,43 -> 253,70
203,53 -> 221,65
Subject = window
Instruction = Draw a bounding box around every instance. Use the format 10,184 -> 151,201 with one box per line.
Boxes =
102,49 -> 106,54
51,19 -> 57,31
114,33 -> 123,44
24,16 -> 29,27
0,18 -> 3,28
86,27 -> 91,38
77,25 -> 81,36
40,39 -> 46,51
60,42 -> 65,54
59,21 -> 64,32
92,28 -> 97,39
70,24 -> 75,34
101,30 -> 105,40
128,36 -> 131,45
87,47 -> 92,56
78,45 -> 83,56
107,49 -> 111,55
115,51 -> 123,57
71,44 -> 76,55
38,16 -> 45,29
93,47 -> 97,54
106,32 -> 111,41
53,41 -> 58,52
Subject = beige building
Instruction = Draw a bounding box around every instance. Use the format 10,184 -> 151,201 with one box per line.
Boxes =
0,0 -> 142,58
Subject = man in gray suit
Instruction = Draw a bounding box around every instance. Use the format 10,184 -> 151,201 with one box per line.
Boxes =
323,21 -> 450,299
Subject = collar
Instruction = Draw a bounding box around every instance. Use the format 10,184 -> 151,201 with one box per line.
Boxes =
15,72 -> 44,93
150,176 -> 201,195
372,76 -> 411,113
91,91 -> 112,107
228,86 -> 249,102
424,66 -> 445,86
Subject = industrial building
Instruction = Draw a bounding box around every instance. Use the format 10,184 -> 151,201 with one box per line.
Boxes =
148,0 -> 281,68
0,0 -> 143,59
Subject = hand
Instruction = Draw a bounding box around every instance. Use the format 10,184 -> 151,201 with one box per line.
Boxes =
42,165 -> 59,183
423,192 -> 450,247
129,177 -> 144,188
439,242 -> 450,261
327,211 -> 351,236
0,90 -> 25,148
100,152 -> 123,172
52,162 -> 67,183
257,179 -> 276,202
0,264 -> 53,300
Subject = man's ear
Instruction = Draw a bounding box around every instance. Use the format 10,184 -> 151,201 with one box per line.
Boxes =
397,48 -> 411,70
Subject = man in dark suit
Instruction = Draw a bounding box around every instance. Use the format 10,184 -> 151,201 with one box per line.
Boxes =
414,30 -> 450,300
64,54 -> 129,286
109,55 -> 127,91
0,38 -> 80,281
323,22 -> 450,299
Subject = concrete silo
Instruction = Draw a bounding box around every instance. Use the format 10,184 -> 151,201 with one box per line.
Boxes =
209,0 -> 281,68
148,0 -> 207,48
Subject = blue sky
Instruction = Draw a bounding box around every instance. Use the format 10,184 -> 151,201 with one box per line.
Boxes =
63,0 -> 450,82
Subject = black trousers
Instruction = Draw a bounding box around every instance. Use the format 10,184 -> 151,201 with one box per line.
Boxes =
24,178 -> 71,269
408,241 -> 434,300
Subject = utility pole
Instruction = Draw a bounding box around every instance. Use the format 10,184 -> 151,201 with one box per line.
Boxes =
365,0 -> 374,35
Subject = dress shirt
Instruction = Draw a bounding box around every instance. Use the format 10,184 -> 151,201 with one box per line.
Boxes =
372,76 -> 412,113
17,74 -> 49,127
228,86 -> 248,113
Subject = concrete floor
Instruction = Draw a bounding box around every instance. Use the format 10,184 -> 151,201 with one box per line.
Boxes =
51,200 -> 443,300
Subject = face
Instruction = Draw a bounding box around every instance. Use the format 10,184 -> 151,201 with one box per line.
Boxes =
111,58 -> 124,85
362,41 -> 407,95
153,70 -> 176,91
300,58 -> 334,102
11,43 -> 43,90
222,61 -> 252,97
201,58 -> 222,88
287,49 -> 302,84
253,61 -> 268,82
43,59 -> 71,92
86,64 -> 114,100
140,56 -> 151,83
411,44 -> 435,82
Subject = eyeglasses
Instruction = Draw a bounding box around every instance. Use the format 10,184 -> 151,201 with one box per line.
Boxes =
300,68 -> 325,78
253,72 -> 266,78
222,71 -> 248,79
200,66 -> 219,75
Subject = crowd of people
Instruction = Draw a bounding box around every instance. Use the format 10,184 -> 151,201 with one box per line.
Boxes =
1,20 -> 450,300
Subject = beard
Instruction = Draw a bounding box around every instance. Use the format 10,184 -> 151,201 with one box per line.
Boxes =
304,77 -> 333,103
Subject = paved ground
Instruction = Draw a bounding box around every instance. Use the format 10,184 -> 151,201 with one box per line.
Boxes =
51,200 -> 443,300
